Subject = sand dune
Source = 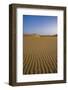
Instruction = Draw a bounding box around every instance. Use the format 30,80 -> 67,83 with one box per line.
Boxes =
23,35 -> 57,75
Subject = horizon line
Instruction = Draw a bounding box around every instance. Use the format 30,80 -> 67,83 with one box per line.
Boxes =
23,33 -> 57,36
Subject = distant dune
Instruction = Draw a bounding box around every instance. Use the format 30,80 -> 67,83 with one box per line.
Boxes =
24,33 -> 57,37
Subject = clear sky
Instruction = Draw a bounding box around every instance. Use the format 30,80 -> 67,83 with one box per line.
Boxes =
23,15 -> 57,35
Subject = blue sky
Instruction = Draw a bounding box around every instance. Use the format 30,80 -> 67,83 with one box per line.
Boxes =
23,15 -> 57,35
